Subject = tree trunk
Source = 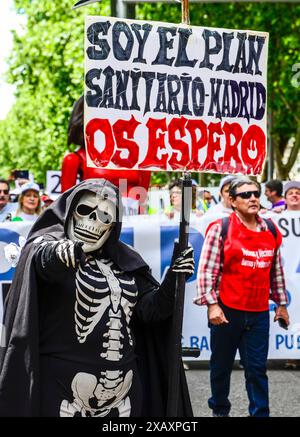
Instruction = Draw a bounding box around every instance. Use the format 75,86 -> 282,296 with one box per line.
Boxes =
275,127 -> 300,180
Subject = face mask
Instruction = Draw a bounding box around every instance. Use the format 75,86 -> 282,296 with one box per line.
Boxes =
67,191 -> 116,253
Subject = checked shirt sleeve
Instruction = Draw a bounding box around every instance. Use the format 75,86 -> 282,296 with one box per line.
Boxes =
194,222 -> 222,306
270,248 -> 288,305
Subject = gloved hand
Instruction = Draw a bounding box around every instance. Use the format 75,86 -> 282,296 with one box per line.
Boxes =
155,243 -> 195,307
39,239 -> 84,269
170,242 -> 195,278
55,239 -> 84,268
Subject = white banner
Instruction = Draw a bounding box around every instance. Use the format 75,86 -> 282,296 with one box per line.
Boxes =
84,17 -> 268,175
46,170 -> 62,199
1,211 -> 299,359
0,223 -> 30,326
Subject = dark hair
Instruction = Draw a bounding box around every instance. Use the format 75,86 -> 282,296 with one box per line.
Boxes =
169,179 -> 181,191
265,179 -> 283,197
0,179 -> 10,190
229,177 -> 261,199
68,95 -> 84,147
168,179 -> 197,209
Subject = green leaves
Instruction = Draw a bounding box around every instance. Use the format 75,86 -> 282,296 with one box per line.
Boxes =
0,0 -> 109,183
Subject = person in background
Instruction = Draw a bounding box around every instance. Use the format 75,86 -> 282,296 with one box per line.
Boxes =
284,181 -> 300,212
204,175 -> 236,218
165,179 -> 198,220
8,178 -> 30,205
196,189 -> 213,215
265,180 -> 286,212
281,181 -> 300,370
194,176 -> 289,417
0,179 -> 17,222
11,182 -> 42,222
165,179 -> 182,219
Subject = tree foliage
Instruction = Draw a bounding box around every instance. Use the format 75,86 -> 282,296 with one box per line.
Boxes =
0,0 -> 111,183
0,1 -> 299,185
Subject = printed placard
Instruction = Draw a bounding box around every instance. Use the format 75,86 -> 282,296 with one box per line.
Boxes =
85,17 -> 269,174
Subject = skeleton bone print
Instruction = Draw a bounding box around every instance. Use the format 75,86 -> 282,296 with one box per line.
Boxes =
0,179 -> 193,417
60,256 -> 138,417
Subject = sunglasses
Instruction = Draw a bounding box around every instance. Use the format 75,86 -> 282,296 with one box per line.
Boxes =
235,190 -> 260,199
0,189 -> 9,195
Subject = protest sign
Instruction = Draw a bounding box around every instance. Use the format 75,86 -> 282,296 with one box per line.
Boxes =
85,17 -> 268,175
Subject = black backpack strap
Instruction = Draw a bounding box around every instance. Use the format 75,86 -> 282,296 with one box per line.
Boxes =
262,218 -> 278,286
220,216 -> 230,266
262,218 -> 277,241
221,216 -> 230,242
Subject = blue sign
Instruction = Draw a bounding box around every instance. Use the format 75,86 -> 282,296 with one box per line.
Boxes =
0,229 -> 20,281
160,226 -> 204,282
120,227 -> 134,247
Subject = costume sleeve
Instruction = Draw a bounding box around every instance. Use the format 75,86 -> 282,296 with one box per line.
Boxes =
134,269 -> 176,323
34,239 -> 74,282
193,222 -> 222,306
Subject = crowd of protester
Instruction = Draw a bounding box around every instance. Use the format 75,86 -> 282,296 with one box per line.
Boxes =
0,176 -> 54,223
1,173 -> 299,222
163,176 -> 299,220
0,171 -> 299,417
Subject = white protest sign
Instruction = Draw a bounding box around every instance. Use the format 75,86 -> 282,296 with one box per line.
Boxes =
46,171 -> 62,199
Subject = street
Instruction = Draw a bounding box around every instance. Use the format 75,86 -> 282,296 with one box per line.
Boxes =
186,362 -> 300,417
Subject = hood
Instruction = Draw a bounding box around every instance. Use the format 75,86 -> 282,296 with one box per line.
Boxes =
27,178 -> 147,272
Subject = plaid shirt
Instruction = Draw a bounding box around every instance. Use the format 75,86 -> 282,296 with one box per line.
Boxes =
194,213 -> 288,307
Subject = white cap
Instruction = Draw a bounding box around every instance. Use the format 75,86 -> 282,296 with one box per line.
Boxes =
284,181 -> 300,196
219,175 -> 236,192
20,182 -> 40,194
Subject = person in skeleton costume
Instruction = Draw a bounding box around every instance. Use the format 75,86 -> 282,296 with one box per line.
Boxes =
0,179 -> 194,417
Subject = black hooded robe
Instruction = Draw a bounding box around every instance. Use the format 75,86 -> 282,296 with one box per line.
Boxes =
0,179 -> 192,417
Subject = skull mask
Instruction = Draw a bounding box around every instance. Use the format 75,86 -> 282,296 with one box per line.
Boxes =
67,191 -> 116,253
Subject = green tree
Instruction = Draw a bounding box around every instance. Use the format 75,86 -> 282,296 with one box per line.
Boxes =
0,0 -> 111,183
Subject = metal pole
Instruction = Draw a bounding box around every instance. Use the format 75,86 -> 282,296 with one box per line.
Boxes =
115,0 -> 128,17
112,0 -> 135,19
166,173 -> 192,417
166,0 -> 192,417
